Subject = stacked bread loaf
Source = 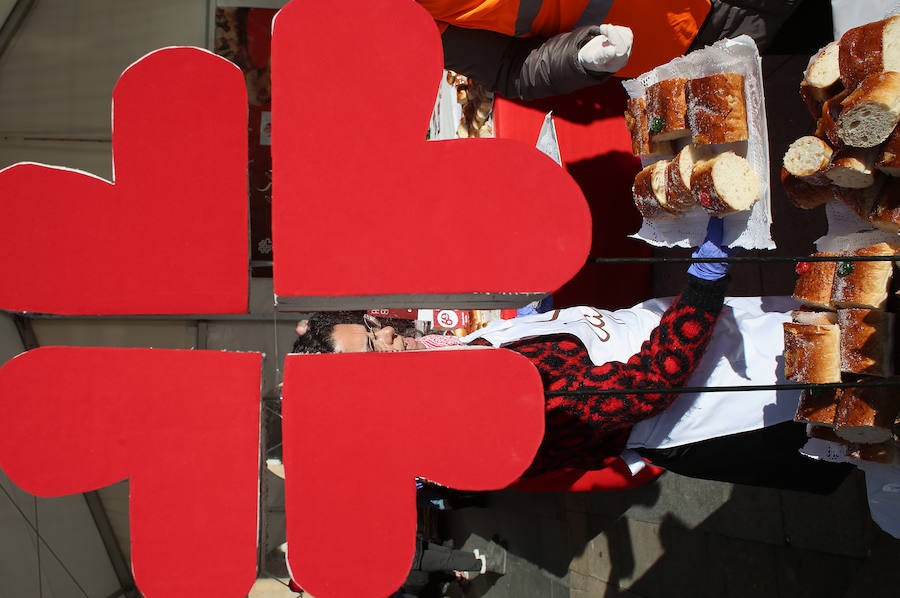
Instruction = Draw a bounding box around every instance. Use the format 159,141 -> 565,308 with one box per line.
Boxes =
626,71 -> 760,219
782,15 -> 900,233
786,241 -> 900,460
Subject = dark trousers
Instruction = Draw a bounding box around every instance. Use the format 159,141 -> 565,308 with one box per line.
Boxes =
637,421 -> 854,494
418,542 -> 481,573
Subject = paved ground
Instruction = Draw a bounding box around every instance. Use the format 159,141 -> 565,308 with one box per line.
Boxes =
438,470 -> 899,598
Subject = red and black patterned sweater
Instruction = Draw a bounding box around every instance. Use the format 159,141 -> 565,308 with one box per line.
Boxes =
473,275 -> 729,478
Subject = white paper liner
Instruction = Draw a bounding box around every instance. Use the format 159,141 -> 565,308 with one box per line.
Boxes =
622,35 -> 774,250
816,201 -> 900,253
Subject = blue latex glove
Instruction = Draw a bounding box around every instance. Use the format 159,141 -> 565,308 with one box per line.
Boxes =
687,217 -> 737,281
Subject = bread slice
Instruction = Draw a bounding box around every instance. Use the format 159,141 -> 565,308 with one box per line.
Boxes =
825,147 -> 877,188
833,382 -> 900,444
624,96 -> 674,156
831,242 -> 897,310
801,41 -> 844,116
815,89 -> 850,148
838,15 -> 900,90
792,254 -> 838,309
783,321 -> 841,383
781,167 -> 835,209
690,151 -> 759,215
783,135 -> 834,185
664,145 -> 700,212
645,78 -> 690,142
876,124 -> 900,175
837,71 -> 900,148
633,160 -> 677,219
868,176 -> 900,232
686,72 -> 748,145
838,308 -> 895,377
794,387 -> 840,426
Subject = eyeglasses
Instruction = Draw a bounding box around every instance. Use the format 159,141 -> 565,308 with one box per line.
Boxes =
362,313 -> 382,332
360,314 -> 383,352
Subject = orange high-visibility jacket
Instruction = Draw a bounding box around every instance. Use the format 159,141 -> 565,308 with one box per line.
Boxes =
418,0 -> 711,78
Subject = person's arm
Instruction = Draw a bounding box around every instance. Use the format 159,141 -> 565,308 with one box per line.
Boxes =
521,218 -> 735,435
523,274 -> 729,436
441,25 -> 615,100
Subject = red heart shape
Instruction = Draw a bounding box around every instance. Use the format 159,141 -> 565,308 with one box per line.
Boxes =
271,0 -> 591,308
0,48 -> 249,315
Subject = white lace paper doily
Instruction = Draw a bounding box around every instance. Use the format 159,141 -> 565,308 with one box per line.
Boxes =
622,35 -> 774,250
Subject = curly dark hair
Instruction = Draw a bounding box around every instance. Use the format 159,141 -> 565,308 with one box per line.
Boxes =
290,311 -> 363,354
290,311 -> 421,354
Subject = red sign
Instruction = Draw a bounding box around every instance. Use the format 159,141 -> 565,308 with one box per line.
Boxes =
0,1 -> 593,596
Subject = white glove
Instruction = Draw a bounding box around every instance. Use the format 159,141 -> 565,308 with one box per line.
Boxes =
577,24 -> 633,74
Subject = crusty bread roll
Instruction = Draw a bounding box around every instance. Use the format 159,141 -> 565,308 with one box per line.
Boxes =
781,167 -> 835,209
690,151 -> 760,215
831,243 -> 897,310
801,41 -> 844,116
868,176 -> 900,232
794,387 -> 840,426
876,124 -> 900,175
783,321 -> 842,383
837,71 -> 900,148
783,135 -> 834,185
838,15 -> 900,90
664,145 -> 701,212
646,78 -> 690,142
792,253 -> 838,309
838,308 -> 896,377
833,381 -> 900,444
624,97 -> 674,157
686,72 -> 749,145
633,160 -> 678,219
825,147 -> 877,188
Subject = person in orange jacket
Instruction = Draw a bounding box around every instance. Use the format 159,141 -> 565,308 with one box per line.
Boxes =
419,0 -> 804,99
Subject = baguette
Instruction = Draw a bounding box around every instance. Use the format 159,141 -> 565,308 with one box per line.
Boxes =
686,72 -> 749,145
664,145 -> 700,212
838,15 -> 900,90
633,160 -> 677,219
792,253 -> 838,310
825,147 -> 877,188
836,71 -> 900,148
783,321 -> 841,383
690,151 -> 759,215
814,89 -> 850,148
831,243 -> 897,310
624,97 -> 674,156
783,135 -> 834,185
794,387 -> 840,426
801,41 -> 844,116
838,308 -> 895,377
780,167 -> 835,209
645,78 -> 690,142
833,381 -> 900,444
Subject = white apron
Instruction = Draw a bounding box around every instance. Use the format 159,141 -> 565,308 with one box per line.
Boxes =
462,295 -> 802,449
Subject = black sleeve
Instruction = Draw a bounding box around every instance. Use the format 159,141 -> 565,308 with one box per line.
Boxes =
440,24 -> 613,101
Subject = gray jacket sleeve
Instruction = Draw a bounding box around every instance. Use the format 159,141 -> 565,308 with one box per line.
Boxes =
689,0 -> 804,53
440,24 -> 613,101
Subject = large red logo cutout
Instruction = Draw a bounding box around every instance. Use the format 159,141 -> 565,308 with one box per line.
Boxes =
0,1 -> 593,596
0,48 -> 249,315
271,0 -> 591,303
